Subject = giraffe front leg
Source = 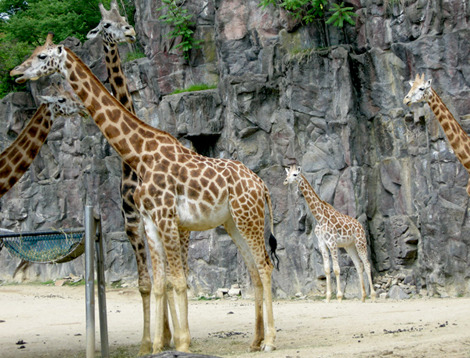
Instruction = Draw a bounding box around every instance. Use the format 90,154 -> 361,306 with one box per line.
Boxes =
139,212 -> 170,353
318,237 -> 332,302
329,245 -> 343,302
161,221 -> 190,352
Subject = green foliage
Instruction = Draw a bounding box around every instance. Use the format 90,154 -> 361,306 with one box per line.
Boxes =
0,0 -> 136,98
125,50 -> 146,62
157,0 -> 202,60
170,83 -> 217,95
0,0 -> 113,44
0,34 -> 29,95
260,0 -> 357,28
325,2 -> 357,27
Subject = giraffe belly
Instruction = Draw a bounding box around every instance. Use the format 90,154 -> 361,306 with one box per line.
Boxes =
176,195 -> 231,231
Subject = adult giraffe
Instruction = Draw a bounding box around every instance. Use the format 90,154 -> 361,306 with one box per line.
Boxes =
11,34 -> 278,353
0,85 -> 86,198
86,2 -> 157,353
404,73 -> 470,195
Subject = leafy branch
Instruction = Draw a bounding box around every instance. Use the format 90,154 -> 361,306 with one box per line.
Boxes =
260,0 -> 357,46
157,0 -> 202,61
325,2 -> 357,27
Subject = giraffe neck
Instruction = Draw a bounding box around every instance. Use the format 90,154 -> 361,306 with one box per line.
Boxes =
63,47 -> 187,176
0,104 -> 51,197
427,89 -> 470,171
103,41 -> 136,115
297,174 -> 329,220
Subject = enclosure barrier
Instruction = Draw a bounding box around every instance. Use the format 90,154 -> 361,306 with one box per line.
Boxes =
0,205 -> 109,358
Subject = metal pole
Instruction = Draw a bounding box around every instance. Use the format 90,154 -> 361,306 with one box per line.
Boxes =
95,215 -> 109,358
85,205 -> 96,358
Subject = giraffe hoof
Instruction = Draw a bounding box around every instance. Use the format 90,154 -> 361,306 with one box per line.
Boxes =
262,343 -> 276,352
137,340 -> 152,356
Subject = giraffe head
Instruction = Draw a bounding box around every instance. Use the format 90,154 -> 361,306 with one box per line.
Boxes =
86,0 -> 136,44
10,33 -> 66,84
403,73 -> 433,106
283,164 -> 302,185
37,84 -> 87,118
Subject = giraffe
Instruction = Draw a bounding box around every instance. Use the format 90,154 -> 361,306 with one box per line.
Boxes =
404,73 -> 470,196
0,85 -> 86,198
11,33 -> 278,353
86,2 -> 158,353
284,164 -> 376,303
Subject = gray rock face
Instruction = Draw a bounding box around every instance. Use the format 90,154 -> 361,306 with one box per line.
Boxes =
1,0 -> 469,299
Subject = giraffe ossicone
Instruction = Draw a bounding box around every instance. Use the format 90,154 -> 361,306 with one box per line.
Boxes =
404,73 -> 470,196
11,33 -> 278,354
284,164 -> 376,303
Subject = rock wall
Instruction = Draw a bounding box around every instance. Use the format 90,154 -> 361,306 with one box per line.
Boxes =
1,0 -> 470,299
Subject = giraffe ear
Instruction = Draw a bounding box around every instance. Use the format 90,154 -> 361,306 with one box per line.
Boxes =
285,167 -> 289,174
426,79 -> 432,87
408,80 -> 414,87
297,166 -> 302,173
87,26 -> 102,39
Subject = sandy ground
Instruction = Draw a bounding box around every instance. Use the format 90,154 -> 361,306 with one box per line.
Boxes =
0,285 -> 470,358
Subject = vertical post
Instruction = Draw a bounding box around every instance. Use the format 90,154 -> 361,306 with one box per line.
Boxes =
95,216 -> 110,358
85,205 -> 96,358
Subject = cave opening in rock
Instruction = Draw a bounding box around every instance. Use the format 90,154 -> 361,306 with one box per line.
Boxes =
187,134 -> 221,158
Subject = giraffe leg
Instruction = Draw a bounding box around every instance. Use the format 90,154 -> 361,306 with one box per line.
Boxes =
159,220 -> 190,352
355,239 -> 376,301
121,171 -> 153,354
139,213 -> 172,353
328,243 -> 343,302
179,229 -> 191,277
317,234 -> 332,303
123,219 -> 153,355
224,217 -> 276,352
123,167 -> 172,354
345,245 -> 367,302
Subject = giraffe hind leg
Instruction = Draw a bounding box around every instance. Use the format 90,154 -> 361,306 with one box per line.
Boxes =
355,240 -> 376,301
345,245 -> 367,302
224,217 -> 276,352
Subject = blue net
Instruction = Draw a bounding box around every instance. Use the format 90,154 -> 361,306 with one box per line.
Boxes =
0,228 -> 85,263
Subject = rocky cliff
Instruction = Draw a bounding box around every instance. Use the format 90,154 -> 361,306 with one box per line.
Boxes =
0,0 -> 469,299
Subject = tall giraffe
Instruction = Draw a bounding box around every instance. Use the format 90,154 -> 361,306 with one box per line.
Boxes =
404,73 -> 470,195
284,164 -> 376,303
11,34 -> 278,353
0,85 -> 86,198
86,2 -> 158,353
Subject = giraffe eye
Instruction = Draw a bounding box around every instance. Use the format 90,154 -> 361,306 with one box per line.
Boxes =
38,54 -> 47,60
58,98 -> 66,103
103,23 -> 111,28
419,87 -> 425,91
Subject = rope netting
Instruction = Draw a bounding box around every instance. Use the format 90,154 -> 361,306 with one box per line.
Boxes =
0,228 -> 85,263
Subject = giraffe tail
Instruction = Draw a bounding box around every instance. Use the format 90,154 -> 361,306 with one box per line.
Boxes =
264,185 -> 280,270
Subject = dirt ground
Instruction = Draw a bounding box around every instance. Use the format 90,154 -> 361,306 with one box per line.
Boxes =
0,284 -> 469,358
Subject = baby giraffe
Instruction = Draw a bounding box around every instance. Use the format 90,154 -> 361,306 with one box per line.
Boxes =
284,165 -> 376,302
